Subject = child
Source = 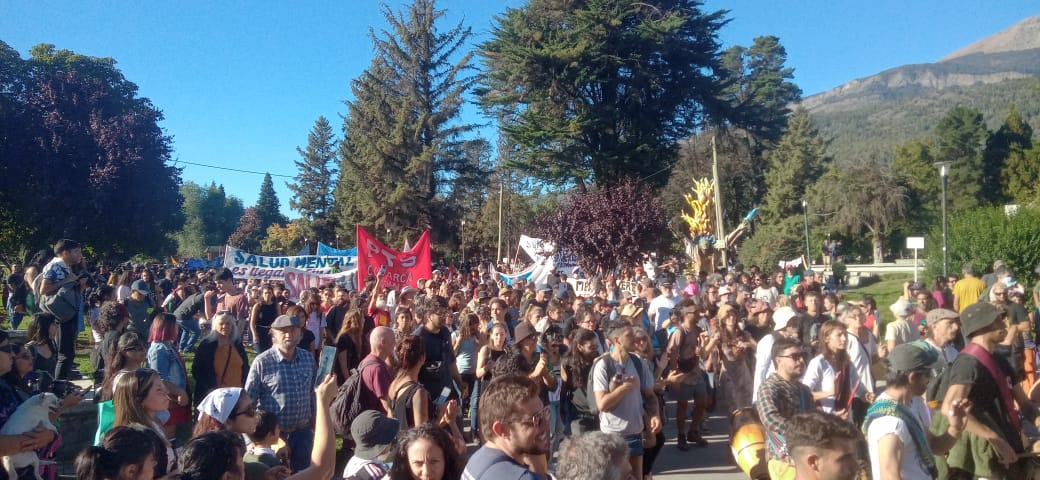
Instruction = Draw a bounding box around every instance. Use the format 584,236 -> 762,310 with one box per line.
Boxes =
245,411 -> 283,469
343,410 -> 398,480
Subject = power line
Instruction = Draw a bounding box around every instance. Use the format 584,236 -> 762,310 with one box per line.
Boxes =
172,160 -> 294,178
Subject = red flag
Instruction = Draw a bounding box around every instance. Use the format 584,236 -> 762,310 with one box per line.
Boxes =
356,225 -> 432,289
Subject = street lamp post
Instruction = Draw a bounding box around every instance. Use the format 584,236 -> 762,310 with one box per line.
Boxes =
935,161 -> 952,277
461,220 -> 466,265
802,199 -> 811,266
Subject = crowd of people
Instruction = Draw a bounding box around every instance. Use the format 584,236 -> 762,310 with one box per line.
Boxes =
3,239 -> 1040,480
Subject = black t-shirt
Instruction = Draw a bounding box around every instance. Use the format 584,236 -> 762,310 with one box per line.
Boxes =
745,323 -> 772,342
415,325 -> 456,404
326,304 -> 348,342
946,351 -> 1024,452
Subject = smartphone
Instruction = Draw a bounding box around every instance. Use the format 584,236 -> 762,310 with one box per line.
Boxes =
314,346 -> 337,387
435,386 -> 451,407
379,265 -> 388,276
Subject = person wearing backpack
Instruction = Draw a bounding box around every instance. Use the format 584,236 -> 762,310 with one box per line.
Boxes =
592,320 -> 661,480
39,238 -> 86,380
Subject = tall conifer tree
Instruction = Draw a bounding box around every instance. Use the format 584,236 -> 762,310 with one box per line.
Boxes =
290,116 -> 338,243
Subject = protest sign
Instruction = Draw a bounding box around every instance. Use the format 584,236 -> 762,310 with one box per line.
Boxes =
223,245 -> 357,281
283,267 -> 358,301
316,242 -> 358,257
356,226 -> 432,290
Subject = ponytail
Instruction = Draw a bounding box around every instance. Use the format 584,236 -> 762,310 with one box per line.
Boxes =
75,446 -> 117,480
76,426 -> 161,480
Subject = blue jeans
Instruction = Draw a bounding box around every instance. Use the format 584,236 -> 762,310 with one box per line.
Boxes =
283,428 -> 314,473
178,317 -> 200,351
548,400 -> 564,468
469,379 -> 481,436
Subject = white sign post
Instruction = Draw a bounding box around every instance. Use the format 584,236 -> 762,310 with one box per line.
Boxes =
907,237 -> 925,282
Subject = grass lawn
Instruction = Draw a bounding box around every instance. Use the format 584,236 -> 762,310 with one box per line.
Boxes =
840,273 -> 914,328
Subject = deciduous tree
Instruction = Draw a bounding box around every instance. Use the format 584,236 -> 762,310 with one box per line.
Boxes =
0,43 -> 183,260
536,179 -> 669,274
227,207 -> 262,252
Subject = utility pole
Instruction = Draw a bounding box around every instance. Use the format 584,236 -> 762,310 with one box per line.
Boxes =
496,181 -> 504,266
711,137 -> 727,268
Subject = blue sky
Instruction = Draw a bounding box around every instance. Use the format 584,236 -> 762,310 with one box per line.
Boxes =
2,1 -> 1037,217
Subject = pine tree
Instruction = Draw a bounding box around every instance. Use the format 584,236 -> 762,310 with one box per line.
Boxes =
935,106 -> 988,211
289,116 -> 338,244
988,105 -> 1036,203
760,109 -> 828,224
255,173 -> 287,235
333,0 -> 477,245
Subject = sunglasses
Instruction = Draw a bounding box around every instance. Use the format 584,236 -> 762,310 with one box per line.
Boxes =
230,401 -> 259,418
515,405 -> 551,427
778,353 -> 806,362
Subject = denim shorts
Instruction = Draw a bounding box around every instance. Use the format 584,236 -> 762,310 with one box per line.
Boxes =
624,433 -> 644,456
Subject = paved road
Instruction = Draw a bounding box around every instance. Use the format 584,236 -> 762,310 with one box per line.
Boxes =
650,406 -> 749,480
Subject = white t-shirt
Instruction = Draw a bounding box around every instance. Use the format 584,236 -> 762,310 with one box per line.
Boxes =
846,331 -> 876,394
867,392 -> 933,480
753,286 -> 778,308
752,333 -> 776,403
648,294 -> 678,330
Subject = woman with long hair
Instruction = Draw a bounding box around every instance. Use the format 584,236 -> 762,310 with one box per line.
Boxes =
88,285 -> 116,345
333,307 -> 363,385
25,312 -> 59,380
287,304 -> 318,356
711,304 -> 755,413
561,327 -> 600,435
75,425 -> 164,480
390,336 -> 431,430
302,290 -> 327,348
191,313 -> 249,408
4,344 -> 36,402
115,271 -> 133,304
931,276 -> 953,310
146,313 -> 191,437
452,313 -> 482,427
111,368 -> 175,474
801,320 -> 868,420
472,322 -> 508,439
249,285 -> 278,353
101,332 -> 148,401
387,423 -> 463,480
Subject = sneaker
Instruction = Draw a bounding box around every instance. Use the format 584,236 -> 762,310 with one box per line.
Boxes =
676,433 -> 690,451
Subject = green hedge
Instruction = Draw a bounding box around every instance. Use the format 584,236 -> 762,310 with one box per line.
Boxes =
924,205 -> 1040,287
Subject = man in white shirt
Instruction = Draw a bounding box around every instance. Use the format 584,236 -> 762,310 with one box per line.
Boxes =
752,306 -> 800,403
864,343 -> 969,480
647,281 -> 678,331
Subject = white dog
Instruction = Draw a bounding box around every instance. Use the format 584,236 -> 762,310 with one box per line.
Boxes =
0,393 -> 59,480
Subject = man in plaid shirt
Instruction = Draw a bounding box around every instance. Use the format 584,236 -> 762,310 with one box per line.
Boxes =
756,336 -> 815,480
246,314 -> 316,473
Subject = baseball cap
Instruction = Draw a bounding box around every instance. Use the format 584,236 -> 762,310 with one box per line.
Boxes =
536,283 -> 552,293
718,285 -> 732,296
352,410 -> 399,460
888,342 -> 938,373
131,279 -> 150,295
773,306 -> 797,330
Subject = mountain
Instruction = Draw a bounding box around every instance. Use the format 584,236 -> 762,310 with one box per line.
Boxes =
803,16 -> 1040,163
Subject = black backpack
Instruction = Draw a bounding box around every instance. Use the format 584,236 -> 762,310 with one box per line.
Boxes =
331,358 -> 380,438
